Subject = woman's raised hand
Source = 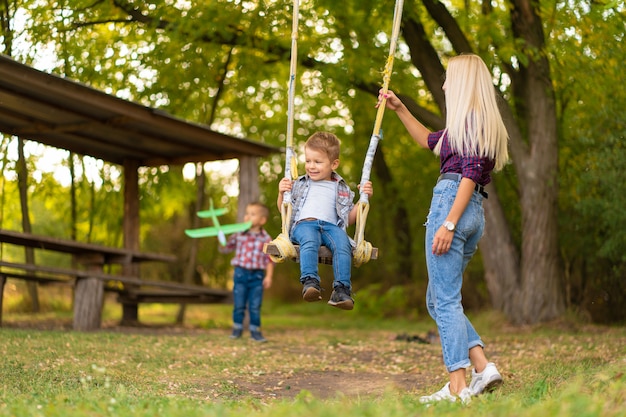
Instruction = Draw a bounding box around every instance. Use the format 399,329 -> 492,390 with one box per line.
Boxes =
376,89 -> 403,111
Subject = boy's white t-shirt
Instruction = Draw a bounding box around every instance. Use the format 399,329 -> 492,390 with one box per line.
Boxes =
295,180 -> 339,225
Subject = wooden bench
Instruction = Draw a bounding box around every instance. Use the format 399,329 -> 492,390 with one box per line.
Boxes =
0,270 -> 72,285
117,288 -> 231,305
0,260 -> 232,328
0,229 -> 230,330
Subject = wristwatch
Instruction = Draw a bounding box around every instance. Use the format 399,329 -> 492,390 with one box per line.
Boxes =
443,220 -> 456,232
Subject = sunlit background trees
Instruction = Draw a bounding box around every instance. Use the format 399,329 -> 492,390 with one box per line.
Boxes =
1,0 -> 624,324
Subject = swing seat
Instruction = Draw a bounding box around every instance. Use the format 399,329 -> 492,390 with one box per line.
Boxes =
263,243 -> 378,265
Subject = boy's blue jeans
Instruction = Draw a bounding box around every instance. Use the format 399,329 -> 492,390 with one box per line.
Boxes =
232,266 -> 265,331
291,219 -> 352,289
425,178 -> 486,373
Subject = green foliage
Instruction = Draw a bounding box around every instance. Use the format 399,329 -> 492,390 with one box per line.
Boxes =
354,283 -> 420,319
2,0 -> 626,323
552,1 -> 626,322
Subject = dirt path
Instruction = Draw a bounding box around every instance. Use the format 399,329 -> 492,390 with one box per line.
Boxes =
235,369 -> 428,400
214,329 -> 448,400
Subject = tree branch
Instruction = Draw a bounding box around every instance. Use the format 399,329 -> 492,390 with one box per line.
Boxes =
422,0 -> 473,53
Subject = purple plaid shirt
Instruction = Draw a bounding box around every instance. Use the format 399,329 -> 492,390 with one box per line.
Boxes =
219,229 -> 273,270
428,130 -> 495,186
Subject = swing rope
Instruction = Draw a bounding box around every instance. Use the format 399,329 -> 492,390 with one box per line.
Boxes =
268,0 -> 300,263
268,0 -> 404,265
352,0 -> 405,267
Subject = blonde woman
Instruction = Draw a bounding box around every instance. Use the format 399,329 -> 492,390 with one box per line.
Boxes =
379,54 -> 508,404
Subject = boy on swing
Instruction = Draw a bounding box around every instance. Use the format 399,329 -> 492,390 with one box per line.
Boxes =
277,131 -> 374,310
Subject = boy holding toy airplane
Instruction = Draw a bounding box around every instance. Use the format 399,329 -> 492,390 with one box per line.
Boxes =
219,202 -> 274,342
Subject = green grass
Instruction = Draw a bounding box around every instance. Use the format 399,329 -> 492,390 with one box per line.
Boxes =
1,294 -> 625,417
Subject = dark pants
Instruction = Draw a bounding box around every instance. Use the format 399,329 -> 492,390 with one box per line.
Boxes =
232,267 -> 265,331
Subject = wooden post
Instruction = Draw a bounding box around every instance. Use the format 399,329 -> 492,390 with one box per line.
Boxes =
72,254 -> 106,331
121,159 -> 141,325
238,156 -> 259,221
73,275 -> 104,331
0,274 -> 5,326
237,156 -> 259,329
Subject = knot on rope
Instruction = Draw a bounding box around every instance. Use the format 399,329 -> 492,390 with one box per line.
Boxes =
268,201 -> 297,263
353,201 -> 373,267
268,232 -> 297,263
353,238 -> 373,268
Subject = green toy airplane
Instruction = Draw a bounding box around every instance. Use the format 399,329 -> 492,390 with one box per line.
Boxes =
184,200 -> 251,245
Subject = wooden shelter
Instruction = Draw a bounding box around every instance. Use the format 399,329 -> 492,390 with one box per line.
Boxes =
0,53 -> 278,245
0,54 -> 279,326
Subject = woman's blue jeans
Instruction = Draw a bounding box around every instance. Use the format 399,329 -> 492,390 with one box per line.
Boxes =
291,219 -> 352,289
425,178 -> 486,372
232,267 -> 265,331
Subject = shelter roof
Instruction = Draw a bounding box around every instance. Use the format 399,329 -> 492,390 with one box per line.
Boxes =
0,54 -> 278,167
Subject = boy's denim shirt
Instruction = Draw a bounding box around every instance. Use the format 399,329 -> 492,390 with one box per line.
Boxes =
289,172 -> 355,233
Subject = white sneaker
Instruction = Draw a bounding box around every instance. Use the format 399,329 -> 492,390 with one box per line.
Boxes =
469,362 -> 503,396
419,382 -> 472,405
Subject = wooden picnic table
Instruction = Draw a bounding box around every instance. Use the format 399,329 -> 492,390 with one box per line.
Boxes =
0,228 -> 178,330
0,228 -> 176,264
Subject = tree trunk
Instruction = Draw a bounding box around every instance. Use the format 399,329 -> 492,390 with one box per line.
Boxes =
516,160 -> 563,323
17,138 -> 40,312
479,183 -> 520,314
508,0 -> 565,323
374,148 -> 413,281
70,152 -> 77,240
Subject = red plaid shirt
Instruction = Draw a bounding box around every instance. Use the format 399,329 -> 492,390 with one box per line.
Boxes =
219,229 -> 273,270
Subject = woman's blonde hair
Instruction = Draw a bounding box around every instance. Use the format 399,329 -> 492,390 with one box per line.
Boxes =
434,54 -> 509,171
